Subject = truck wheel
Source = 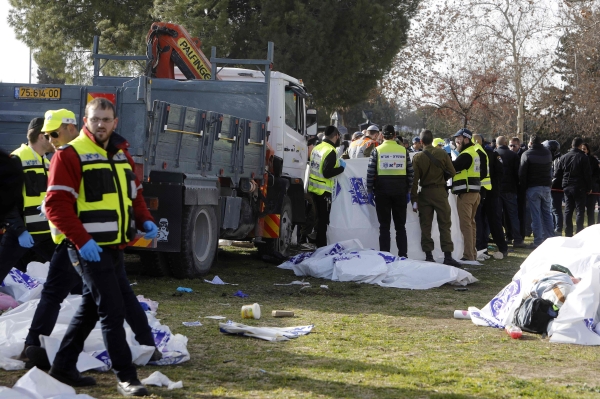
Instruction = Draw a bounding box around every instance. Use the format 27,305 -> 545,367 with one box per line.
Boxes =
138,252 -> 172,277
169,205 -> 218,278
257,196 -> 293,257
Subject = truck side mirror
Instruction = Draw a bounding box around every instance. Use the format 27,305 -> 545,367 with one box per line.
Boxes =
306,109 -> 318,137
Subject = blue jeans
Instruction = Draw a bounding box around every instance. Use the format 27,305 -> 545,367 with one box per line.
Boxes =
499,192 -> 523,244
550,191 -> 564,233
526,186 -> 554,246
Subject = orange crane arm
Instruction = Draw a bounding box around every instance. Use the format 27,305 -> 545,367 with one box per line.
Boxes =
146,22 -> 218,80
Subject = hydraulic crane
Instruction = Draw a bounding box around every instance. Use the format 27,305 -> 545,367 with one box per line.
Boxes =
146,22 -> 218,80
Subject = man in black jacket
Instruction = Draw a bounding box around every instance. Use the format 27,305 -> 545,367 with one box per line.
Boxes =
495,136 -> 525,248
519,134 -> 554,248
554,137 -> 592,237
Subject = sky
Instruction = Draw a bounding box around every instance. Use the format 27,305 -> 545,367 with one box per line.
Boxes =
1,1 -> 37,83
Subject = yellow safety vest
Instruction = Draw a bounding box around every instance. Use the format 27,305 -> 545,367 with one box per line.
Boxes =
377,140 -> 407,176
452,145 -> 481,194
474,143 -> 491,190
50,132 -> 137,245
11,144 -> 50,235
308,141 -> 339,195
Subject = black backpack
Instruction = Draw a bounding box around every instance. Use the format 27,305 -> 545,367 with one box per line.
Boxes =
512,297 -> 558,334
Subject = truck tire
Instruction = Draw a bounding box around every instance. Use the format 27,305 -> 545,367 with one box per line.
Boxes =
257,196 -> 293,257
138,252 -> 172,277
169,205 -> 218,278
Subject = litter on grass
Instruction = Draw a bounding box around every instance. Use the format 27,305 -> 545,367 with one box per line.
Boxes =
233,290 -> 249,298
182,321 -> 202,327
176,287 -> 193,293
273,280 -> 310,286
141,371 -> 183,389
204,316 -> 226,320
219,321 -> 314,341
0,366 -> 96,398
204,276 -> 238,285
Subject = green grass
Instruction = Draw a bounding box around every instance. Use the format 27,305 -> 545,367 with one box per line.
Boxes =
2,241 -> 600,398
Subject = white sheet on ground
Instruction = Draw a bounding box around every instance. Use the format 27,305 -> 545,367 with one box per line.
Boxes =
467,225 -> 600,345
279,240 -> 477,290
0,366 -> 96,399
0,268 -> 190,371
327,158 -> 465,261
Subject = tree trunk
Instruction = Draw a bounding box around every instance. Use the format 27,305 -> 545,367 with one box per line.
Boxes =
516,96 -> 525,142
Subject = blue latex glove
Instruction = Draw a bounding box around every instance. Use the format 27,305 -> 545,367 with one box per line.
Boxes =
18,231 -> 34,248
406,193 -> 411,204
339,159 -> 346,168
36,205 -> 47,220
367,192 -> 375,205
143,221 -> 158,239
79,239 -> 103,262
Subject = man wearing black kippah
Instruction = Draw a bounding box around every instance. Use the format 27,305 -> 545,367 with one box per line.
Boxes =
0,117 -> 55,282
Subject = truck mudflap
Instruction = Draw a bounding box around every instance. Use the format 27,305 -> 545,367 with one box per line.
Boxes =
139,179 -> 184,252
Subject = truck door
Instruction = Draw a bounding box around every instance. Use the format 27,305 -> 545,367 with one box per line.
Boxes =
282,86 -> 307,179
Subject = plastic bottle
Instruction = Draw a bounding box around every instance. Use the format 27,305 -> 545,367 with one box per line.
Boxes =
505,325 -> 522,339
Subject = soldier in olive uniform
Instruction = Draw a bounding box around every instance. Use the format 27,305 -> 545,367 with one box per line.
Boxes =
411,130 -> 461,266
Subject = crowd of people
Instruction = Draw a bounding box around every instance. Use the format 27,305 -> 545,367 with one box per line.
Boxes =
307,124 -> 600,264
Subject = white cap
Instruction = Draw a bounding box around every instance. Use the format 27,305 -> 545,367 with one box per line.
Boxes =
367,125 -> 379,131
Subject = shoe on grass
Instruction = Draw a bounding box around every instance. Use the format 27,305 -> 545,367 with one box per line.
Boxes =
117,379 -> 149,397
26,346 -> 51,371
49,366 -> 96,387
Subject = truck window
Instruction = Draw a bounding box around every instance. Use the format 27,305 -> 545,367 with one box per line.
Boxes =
284,88 -> 298,131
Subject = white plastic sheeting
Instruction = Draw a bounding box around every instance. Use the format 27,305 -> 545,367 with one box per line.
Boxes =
0,265 -> 190,371
279,239 -> 477,290
0,367 -> 96,399
468,225 -> 600,345
327,158 -> 464,261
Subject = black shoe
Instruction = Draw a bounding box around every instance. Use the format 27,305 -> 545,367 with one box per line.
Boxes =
117,379 -> 149,396
49,366 -> 97,387
526,243 -> 539,249
149,347 -> 163,362
424,251 -> 434,262
443,257 -> 461,267
512,242 -> 526,248
26,346 -> 51,371
460,257 -> 469,261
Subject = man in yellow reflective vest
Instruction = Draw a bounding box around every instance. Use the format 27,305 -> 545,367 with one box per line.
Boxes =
452,128 -> 487,261
366,125 -> 413,257
0,118 -> 55,281
308,125 -> 346,247
347,124 -> 378,159
41,99 -> 158,396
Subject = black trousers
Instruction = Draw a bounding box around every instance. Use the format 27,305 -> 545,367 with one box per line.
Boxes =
311,192 -> 331,248
0,231 -> 55,281
53,247 -> 153,382
375,192 -> 407,257
483,194 -> 508,253
585,193 -> 597,227
564,187 -> 587,237
551,190 -> 564,233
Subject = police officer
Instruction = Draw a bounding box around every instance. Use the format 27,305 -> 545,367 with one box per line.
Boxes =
411,130 -> 460,266
452,128 -> 487,261
44,99 -> 158,396
366,125 -> 413,257
0,118 -> 55,282
308,125 -> 346,247
347,125 -> 378,159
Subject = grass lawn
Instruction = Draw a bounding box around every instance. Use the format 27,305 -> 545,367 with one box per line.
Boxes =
2,241 -> 600,398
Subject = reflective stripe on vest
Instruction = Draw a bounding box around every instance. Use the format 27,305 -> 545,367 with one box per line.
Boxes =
452,146 -> 481,194
308,141 -> 339,195
474,143 -> 492,190
348,137 -> 376,159
11,144 -> 50,235
50,131 -> 137,245
377,141 -> 407,176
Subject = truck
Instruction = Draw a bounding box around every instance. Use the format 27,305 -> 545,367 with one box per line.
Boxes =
0,23 -> 316,278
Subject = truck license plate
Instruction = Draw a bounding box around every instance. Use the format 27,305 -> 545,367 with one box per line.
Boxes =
14,87 -> 61,100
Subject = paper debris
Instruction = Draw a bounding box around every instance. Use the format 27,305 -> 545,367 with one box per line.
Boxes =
204,276 -> 238,285
141,371 -> 183,390
182,321 -> 202,327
